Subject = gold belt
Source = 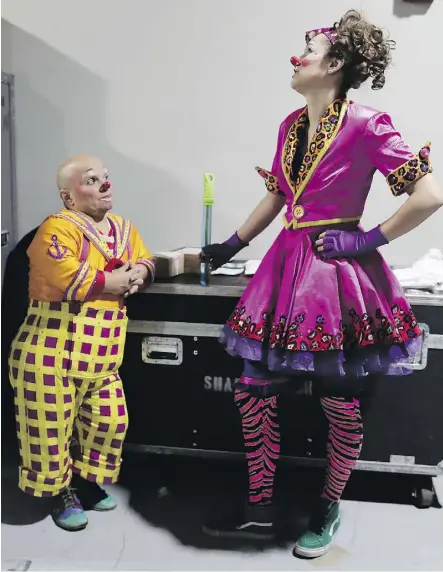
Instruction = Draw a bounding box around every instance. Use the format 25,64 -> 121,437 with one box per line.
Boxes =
283,205 -> 361,230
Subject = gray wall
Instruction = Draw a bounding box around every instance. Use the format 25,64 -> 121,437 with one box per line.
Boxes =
2,0 -> 442,265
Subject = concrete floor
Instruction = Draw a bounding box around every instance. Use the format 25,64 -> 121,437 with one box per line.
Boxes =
2,454 -> 443,571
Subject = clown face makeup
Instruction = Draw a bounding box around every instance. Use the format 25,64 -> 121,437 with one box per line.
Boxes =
290,26 -> 340,95
61,156 -> 114,218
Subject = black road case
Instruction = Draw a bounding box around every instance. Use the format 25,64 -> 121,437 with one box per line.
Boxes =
121,275 -> 443,507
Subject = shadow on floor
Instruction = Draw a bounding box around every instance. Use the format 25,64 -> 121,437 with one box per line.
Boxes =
1,478 -> 53,527
116,453 -> 436,552
1,449 -> 438,553
1,446 -> 52,527
119,454 -> 314,552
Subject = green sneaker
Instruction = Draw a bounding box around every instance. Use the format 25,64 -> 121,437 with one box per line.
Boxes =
92,493 -> 118,512
294,499 -> 341,558
51,487 -> 88,531
72,475 -> 117,512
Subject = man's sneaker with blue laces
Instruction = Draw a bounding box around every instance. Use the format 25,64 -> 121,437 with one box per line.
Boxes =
51,487 -> 88,531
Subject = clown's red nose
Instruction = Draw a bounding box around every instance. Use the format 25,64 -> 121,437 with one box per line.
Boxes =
290,56 -> 301,67
103,181 -> 111,190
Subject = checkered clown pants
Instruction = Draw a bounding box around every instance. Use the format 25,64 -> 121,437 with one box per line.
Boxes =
9,300 -> 129,497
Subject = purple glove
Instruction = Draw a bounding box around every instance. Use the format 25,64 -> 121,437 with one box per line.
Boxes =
201,232 -> 249,270
317,225 -> 388,259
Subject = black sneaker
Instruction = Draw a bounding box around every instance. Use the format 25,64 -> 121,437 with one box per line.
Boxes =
71,474 -> 117,512
202,504 -> 275,540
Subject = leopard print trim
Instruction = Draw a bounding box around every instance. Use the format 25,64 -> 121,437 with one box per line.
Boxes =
281,99 -> 346,196
255,167 -> 284,196
282,110 -> 308,192
387,142 -> 432,196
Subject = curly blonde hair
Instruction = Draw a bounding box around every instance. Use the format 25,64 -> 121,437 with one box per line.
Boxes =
329,10 -> 396,94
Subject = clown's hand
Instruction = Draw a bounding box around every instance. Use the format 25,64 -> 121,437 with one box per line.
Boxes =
315,226 -> 388,259
128,262 -> 148,283
124,276 -> 144,298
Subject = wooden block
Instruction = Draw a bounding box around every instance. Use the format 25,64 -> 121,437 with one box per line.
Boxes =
173,247 -> 201,274
154,251 -> 185,278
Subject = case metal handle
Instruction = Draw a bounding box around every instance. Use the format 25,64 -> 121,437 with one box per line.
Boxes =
142,336 -> 183,366
401,323 -> 443,371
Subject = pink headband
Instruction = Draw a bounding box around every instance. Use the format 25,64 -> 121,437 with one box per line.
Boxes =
305,27 -> 337,45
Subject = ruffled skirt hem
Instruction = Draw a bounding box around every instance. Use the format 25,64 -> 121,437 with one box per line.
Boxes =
221,324 -> 422,378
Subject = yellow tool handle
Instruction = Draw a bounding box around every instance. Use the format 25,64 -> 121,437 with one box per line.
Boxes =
203,173 -> 215,206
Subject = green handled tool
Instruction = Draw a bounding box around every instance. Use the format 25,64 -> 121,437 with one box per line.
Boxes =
200,173 -> 215,286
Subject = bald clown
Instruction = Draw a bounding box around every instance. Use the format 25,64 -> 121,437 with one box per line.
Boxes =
9,155 -> 155,531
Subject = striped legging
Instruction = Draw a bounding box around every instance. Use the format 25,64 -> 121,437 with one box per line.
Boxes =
234,386 -> 364,505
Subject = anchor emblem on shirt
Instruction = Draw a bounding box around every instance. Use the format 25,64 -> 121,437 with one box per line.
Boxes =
47,234 -> 68,260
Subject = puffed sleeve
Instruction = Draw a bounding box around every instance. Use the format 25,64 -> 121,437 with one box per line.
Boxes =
27,216 -> 101,301
364,112 -> 432,196
255,121 -> 286,196
130,225 -> 155,285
